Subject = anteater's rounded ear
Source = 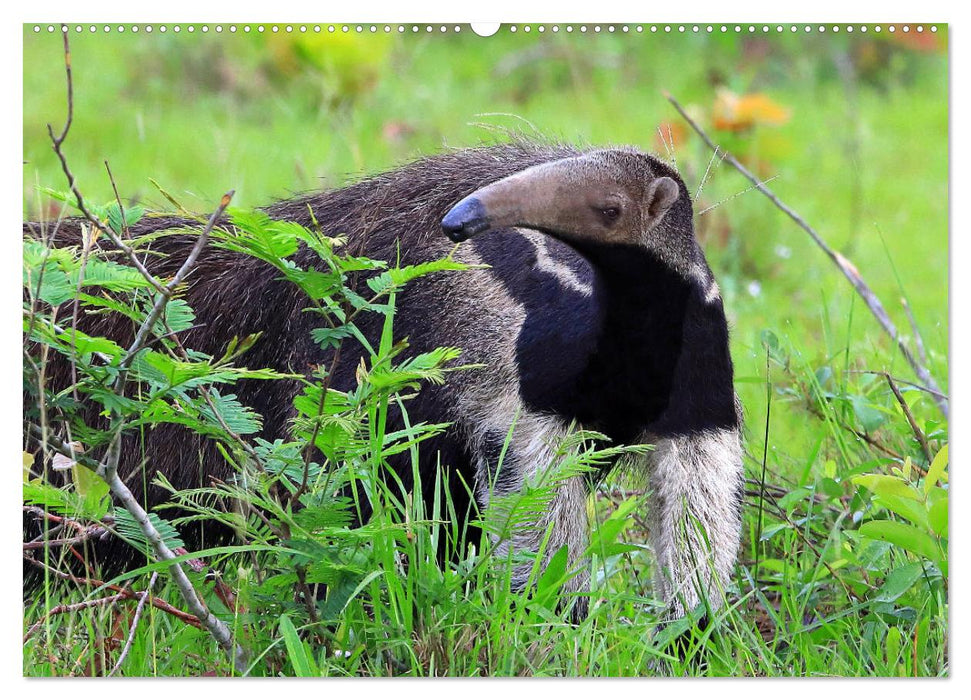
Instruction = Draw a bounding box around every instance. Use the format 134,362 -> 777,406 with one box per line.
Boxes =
646,176 -> 681,229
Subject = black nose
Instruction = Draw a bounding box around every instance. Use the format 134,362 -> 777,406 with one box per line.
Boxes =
441,197 -> 490,242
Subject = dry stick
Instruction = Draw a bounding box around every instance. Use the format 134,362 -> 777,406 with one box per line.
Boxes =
845,369 -> 948,400
883,374 -> 934,464
23,528 -> 108,551
111,189 -> 233,394
24,554 -> 205,629
46,30 -> 167,297
108,572 -> 159,677
665,93 -> 948,420
42,30 -> 244,666
24,593 -> 127,643
294,341 -> 344,502
27,422 -> 247,672
803,403 -> 906,462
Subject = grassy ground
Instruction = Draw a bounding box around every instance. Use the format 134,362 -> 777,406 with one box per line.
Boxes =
22,25 -> 949,676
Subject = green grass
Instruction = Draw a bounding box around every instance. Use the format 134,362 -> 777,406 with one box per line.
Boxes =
23,25 -> 948,677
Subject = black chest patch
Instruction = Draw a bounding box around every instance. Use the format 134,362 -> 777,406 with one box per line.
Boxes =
472,230 -> 603,414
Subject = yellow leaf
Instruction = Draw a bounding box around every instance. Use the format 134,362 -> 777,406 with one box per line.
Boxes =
924,444 -> 949,494
712,88 -> 791,132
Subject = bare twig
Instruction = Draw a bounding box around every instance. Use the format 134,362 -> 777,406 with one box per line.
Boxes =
27,422 -> 248,673
803,402 -> 906,461
294,342 -> 344,502
111,188 -> 234,395
39,30 -> 246,672
665,92 -> 948,419
845,369 -> 948,400
24,593 -> 127,643
883,374 -> 934,464
754,345 -> 771,582
23,555 -> 204,628
23,527 -> 108,551
108,572 -> 159,676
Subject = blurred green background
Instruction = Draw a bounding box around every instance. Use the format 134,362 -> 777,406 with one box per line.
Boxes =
22,24 -> 949,460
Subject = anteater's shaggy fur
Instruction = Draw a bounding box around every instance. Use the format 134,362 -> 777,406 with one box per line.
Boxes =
25,142 -> 744,618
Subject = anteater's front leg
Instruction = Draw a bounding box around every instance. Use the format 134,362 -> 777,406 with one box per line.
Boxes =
645,428 -> 744,617
473,411 -> 591,619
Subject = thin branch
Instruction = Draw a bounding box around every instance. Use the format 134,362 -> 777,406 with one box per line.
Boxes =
108,572 -> 159,676
294,342 -> 344,503
111,188 -> 234,395
23,527 -> 108,551
23,555 -> 204,629
665,92 -> 948,420
884,374 -> 934,464
754,345 -> 771,583
27,422 -> 248,674
803,402 -> 906,462
24,593 -> 127,643
845,369 -> 948,400
46,30 -> 166,297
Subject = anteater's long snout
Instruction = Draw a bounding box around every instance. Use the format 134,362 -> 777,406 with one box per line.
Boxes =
441,196 -> 491,242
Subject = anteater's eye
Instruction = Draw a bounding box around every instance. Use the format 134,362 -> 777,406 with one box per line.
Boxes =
599,206 -> 621,224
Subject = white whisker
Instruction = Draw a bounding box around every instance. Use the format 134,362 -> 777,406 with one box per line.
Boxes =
695,146 -> 727,201
698,175 -> 781,216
